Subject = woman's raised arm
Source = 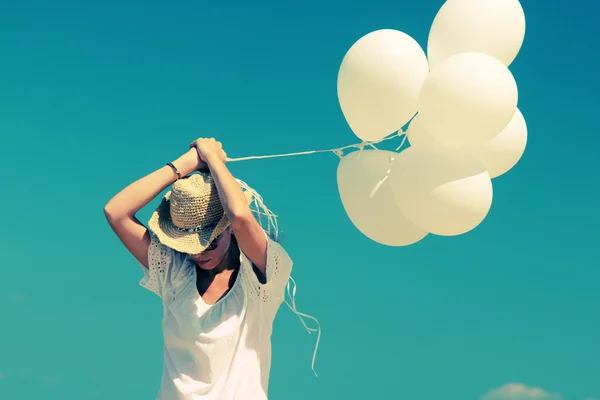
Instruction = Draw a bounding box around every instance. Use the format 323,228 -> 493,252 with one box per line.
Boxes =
103,148 -> 201,267
191,138 -> 269,275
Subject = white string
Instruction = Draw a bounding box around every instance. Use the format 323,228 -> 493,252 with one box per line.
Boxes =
395,132 -> 409,151
226,131 -> 404,163
236,178 -> 322,376
368,135 -> 406,202
230,130 -> 409,378
235,178 -> 279,241
370,174 -> 388,199
283,276 -> 322,377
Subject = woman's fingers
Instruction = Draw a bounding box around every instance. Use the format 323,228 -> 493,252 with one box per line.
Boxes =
189,138 -> 226,163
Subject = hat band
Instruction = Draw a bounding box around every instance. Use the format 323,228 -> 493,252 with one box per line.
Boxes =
174,221 -> 218,233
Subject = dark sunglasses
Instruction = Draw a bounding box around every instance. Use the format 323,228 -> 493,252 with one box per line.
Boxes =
203,232 -> 223,252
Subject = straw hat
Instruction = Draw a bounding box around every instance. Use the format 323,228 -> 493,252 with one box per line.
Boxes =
148,172 -> 254,255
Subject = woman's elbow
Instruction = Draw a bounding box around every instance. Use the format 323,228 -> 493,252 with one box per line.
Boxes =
103,204 -> 118,222
103,202 -> 128,222
229,209 -> 255,228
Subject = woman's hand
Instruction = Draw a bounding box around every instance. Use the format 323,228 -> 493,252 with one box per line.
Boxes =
185,148 -> 209,173
190,138 -> 227,166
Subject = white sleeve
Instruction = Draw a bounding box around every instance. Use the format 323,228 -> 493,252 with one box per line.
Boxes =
264,236 -> 293,291
138,233 -> 185,299
242,232 -> 293,304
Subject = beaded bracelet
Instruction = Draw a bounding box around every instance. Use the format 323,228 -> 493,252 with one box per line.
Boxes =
166,162 -> 181,180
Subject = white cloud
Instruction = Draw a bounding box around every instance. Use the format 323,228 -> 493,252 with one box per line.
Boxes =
483,383 -> 563,400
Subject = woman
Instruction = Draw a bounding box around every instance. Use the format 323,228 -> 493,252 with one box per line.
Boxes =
104,137 -> 294,400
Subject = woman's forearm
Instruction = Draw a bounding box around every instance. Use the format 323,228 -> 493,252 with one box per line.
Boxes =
104,149 -> 199,220
192,137 -> 267,271
204,154 -> 252,221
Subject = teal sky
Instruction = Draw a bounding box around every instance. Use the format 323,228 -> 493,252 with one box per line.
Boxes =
1,1 -> 598,399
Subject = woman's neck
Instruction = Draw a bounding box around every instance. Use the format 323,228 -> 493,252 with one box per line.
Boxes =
211,242 -> 240,276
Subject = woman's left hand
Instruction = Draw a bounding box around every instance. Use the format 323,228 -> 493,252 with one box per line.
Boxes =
190,138 -> 227,165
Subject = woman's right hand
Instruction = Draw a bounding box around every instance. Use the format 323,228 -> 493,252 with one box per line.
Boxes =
190,138 -> 227,166
190,148 -> 210,173
176,148 -> 208,175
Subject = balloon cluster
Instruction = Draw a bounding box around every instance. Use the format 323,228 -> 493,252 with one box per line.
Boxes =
336,0 -> 527,246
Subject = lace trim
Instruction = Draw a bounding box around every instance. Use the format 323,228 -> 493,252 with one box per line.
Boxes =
139,233 -> 173,298
240,236 -> 321,377
241,235 -> 289,302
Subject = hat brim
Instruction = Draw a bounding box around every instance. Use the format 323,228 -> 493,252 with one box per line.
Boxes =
148,190 -> 254,255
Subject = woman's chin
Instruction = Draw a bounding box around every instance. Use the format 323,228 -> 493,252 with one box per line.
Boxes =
195,259 -> 214,269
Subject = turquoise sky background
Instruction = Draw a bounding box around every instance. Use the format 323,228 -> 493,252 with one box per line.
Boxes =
1,0 -> 598,399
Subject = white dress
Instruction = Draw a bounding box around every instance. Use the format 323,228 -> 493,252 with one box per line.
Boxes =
138,231 -> 293,400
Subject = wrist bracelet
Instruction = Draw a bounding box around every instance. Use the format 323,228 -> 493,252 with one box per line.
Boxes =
166,162 -> 181,180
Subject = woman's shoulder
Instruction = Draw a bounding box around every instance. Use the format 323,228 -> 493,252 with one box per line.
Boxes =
238,229 -> 292,300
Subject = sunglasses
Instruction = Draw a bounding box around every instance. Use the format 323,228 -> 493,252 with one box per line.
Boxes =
203,232 -> 223,252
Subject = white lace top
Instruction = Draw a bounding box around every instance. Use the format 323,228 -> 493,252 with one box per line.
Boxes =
138,231 -> 293,400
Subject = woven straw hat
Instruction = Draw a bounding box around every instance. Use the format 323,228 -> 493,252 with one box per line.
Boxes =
148,173 -> 253,255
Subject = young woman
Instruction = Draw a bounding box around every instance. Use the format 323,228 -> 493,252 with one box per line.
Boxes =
104,137 -> 294,399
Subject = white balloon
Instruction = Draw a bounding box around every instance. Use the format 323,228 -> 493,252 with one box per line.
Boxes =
463,108 -> 528,178
407,109 -> 528,179
337,29 -> 430,142
389,146 -> 493,236
406,114 -> 439,149
418,52 -> 518,148
337,149 -> 428,246
427,0 -> 526,69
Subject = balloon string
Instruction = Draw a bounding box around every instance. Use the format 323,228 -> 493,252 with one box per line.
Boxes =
395,133 -> 409,151
226,131 -> 404,162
